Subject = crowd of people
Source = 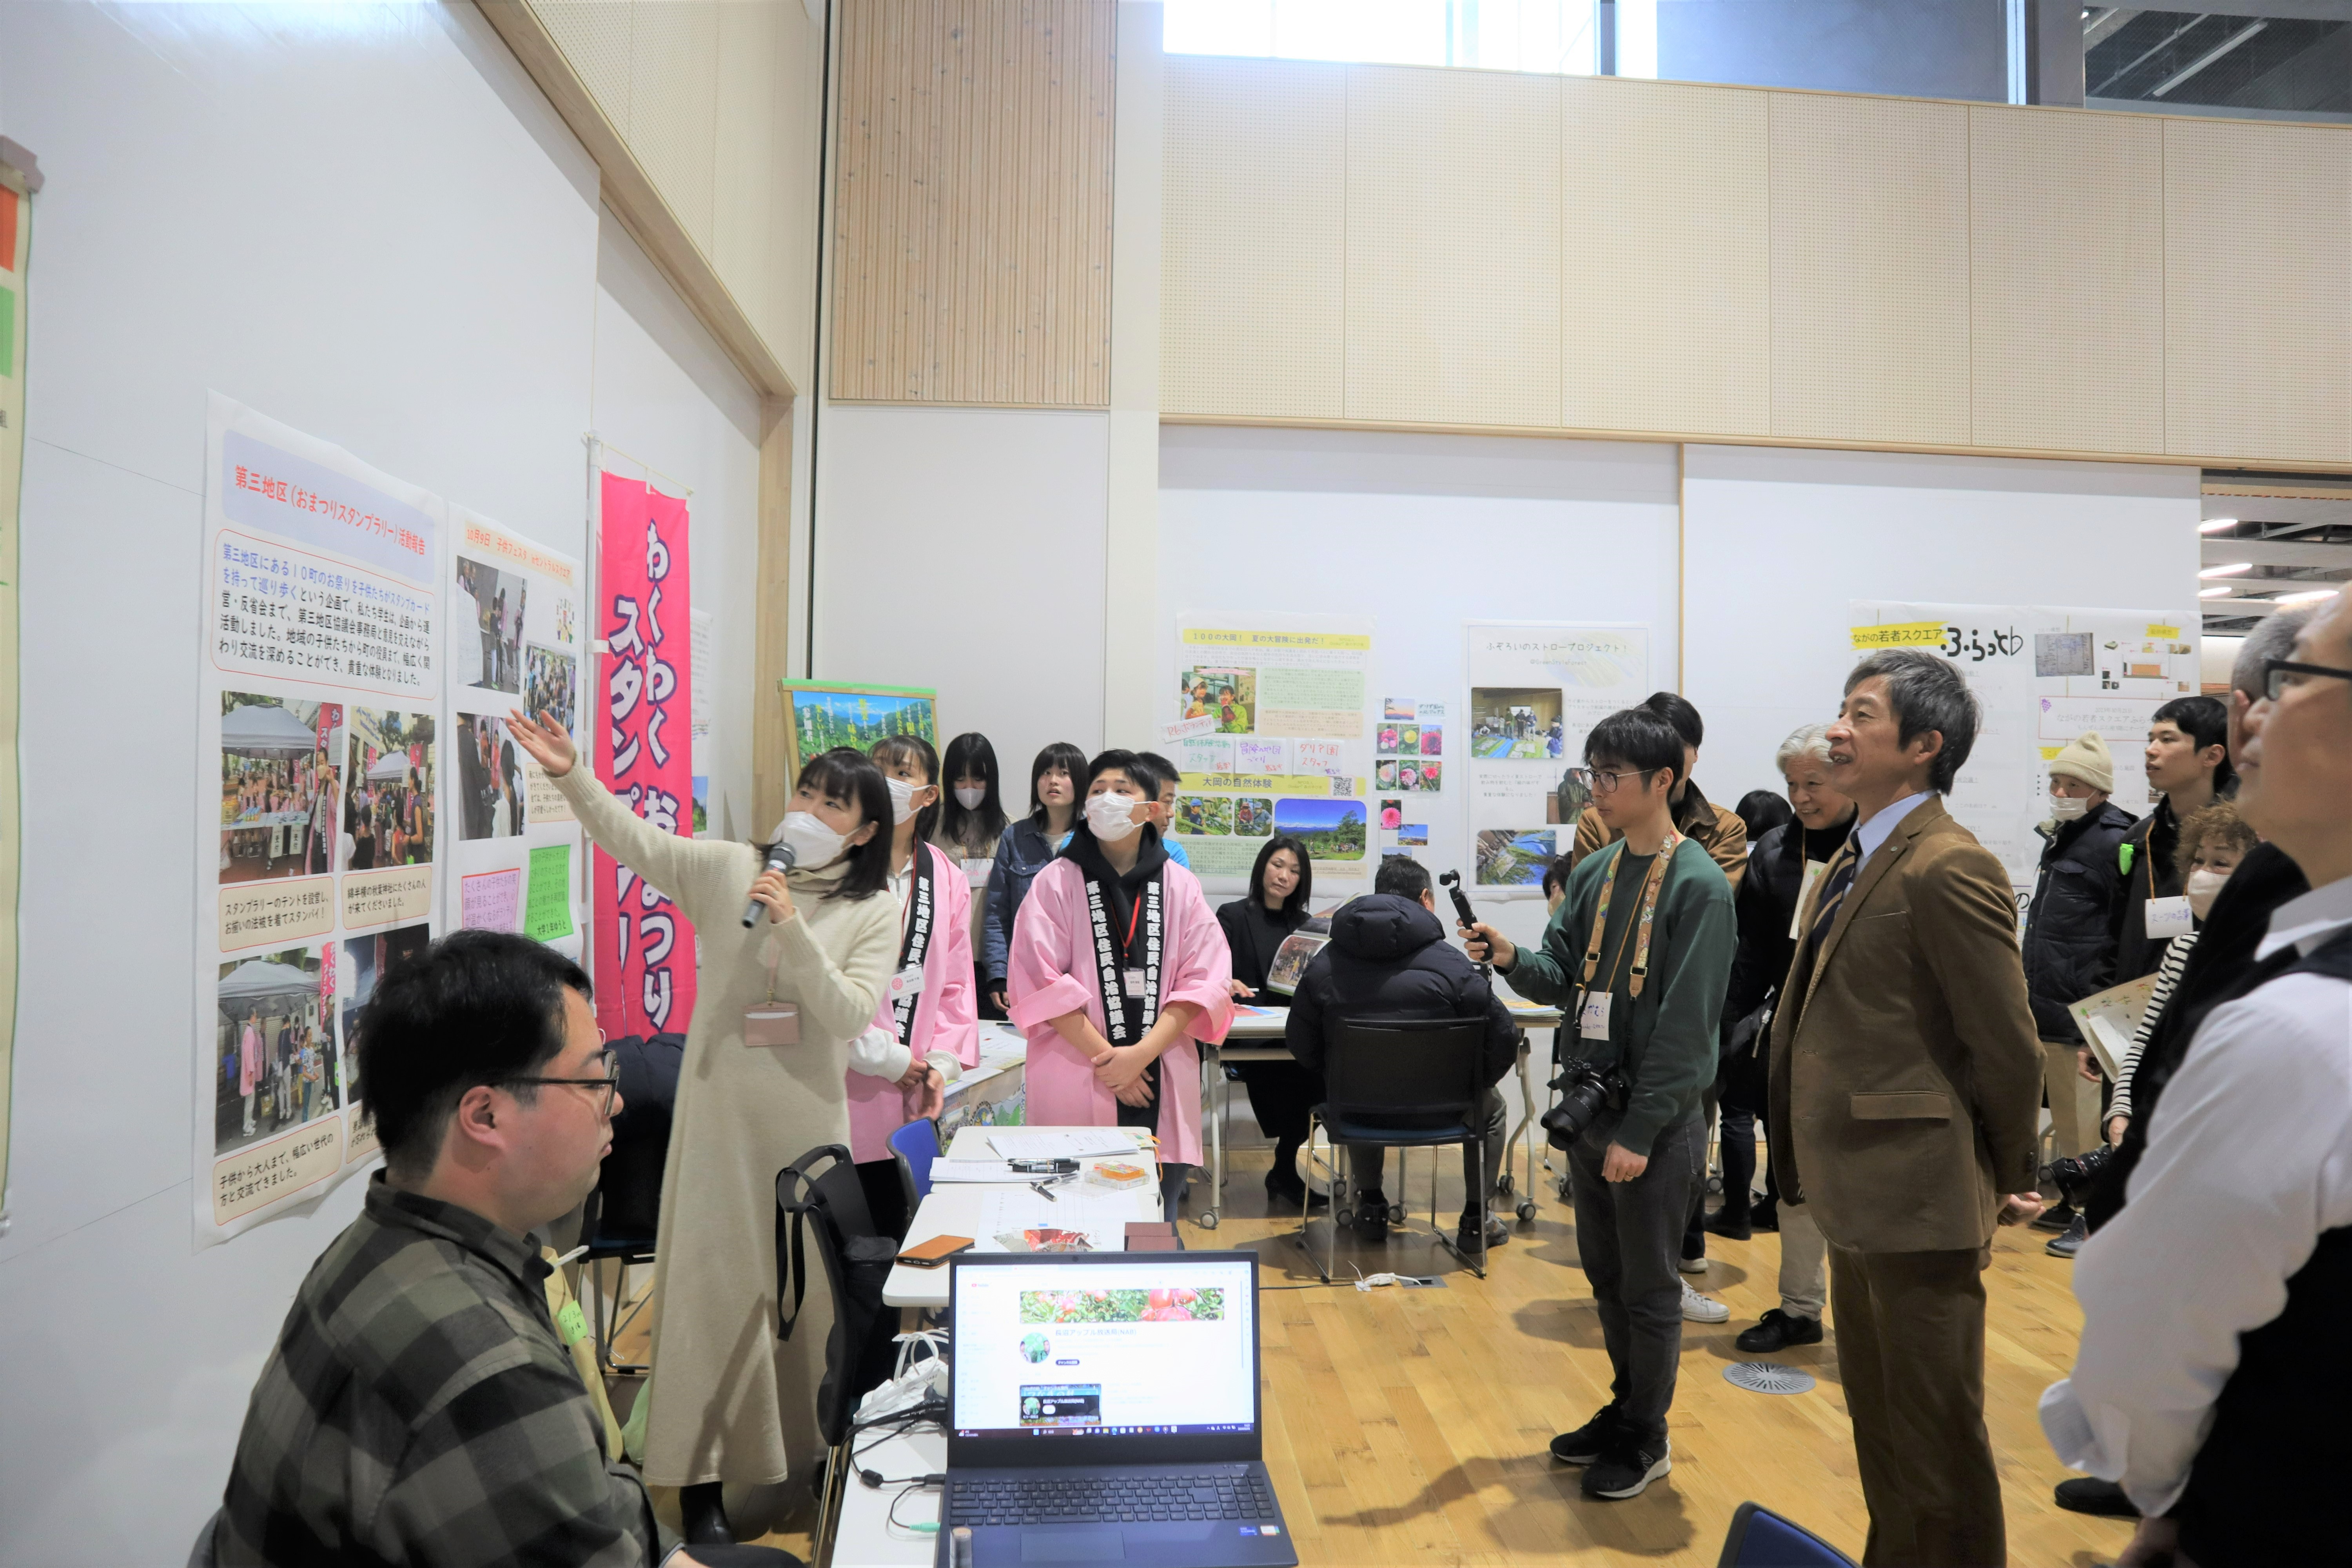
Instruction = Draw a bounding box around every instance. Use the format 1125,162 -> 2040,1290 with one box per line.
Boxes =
220,751 -> 338,879
222,1004 -> 333,1143
206,584 -> 2351,1568
343,760 -> 436,870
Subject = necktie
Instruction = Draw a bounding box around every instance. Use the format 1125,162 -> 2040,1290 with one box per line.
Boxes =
1800,835 -> 1862,983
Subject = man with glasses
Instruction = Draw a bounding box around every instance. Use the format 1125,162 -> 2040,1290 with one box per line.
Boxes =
1463,707 -> 1735,1503
213,930 -> 777,1568
2045,586 -> 2352,1567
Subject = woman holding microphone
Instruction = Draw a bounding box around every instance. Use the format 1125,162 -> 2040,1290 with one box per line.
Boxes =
506,709 -> 900,1549
1005,750 -> 1234,1216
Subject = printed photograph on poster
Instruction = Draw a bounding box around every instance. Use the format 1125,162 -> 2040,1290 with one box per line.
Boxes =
692,774 -> 710,835
1383,697 -> 1416,721
1272,797 -> 1365,861
525,644 -> 577,733
1379,798 -> 1402,830
455,713 -> 528,840
1397,822 -> 1428,848
343,709 -> 437,871
1177,795 -> 1234,835
780,682 -> 937,781
220,694 -> 341,884
337,922 -> 432,1123
214,946 -> 335,1156
455,555 -> 528,693
1177,667 -> 1256,734
1476,828 -> 1556,888
1419,725 -> 1443,757
1472,688 -> 1564,759
1233,797 -> 1272,837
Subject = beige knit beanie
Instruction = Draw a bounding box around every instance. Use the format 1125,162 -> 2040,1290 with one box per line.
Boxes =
2049,730 -> 2114,795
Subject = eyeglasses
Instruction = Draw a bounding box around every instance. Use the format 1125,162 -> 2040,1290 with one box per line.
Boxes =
1566,766 -> 1661,795
499,1047 -> 620,1117
2263,657 -> 2352,703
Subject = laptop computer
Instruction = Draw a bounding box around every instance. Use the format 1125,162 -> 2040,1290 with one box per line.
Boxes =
936,1250 -> 1298,1568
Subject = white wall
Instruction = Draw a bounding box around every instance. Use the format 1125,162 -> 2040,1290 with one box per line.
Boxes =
812,405 -> 1111,793
1158,426 -> 1681,956
0,6 -> 762,1561
1681,444 -> 2204,809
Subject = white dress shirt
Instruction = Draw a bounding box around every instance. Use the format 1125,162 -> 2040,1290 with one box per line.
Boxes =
2040,873 -> 2352,1516
1852,789 -> 1933,864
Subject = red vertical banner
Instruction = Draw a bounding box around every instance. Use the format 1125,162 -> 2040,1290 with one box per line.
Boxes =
593,474 -> 697,1042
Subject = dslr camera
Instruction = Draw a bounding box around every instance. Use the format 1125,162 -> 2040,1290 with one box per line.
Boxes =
2040,1143 -> 2111,1201
1540,1054 -> 1628,1151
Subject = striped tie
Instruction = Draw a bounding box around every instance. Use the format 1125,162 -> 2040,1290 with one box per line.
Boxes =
1802,836 -> 1862,975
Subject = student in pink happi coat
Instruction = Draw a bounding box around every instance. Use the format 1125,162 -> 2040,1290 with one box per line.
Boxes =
848,735 -> 981,1236
1006,749 -> 1234,1215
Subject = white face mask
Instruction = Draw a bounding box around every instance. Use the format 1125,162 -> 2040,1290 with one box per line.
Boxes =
954,785 -> 986,811
2049,794 -> 2089,821
2186,866 -> 2230,920
773,810 -> 848,869
884,775 -> 928,825
1085,791 -> 1142,842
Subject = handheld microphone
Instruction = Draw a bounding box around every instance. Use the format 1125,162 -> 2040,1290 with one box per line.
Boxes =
742,839 -> 798,927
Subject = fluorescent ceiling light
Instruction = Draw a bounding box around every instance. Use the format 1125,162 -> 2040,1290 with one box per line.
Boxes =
2271,588 -> 2339,605
2199,517 -> 2238,534
2199,586 -> 2236,598
2199,562 -> 2254,578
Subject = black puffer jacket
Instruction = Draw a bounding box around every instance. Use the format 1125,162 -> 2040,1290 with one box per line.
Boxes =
1284,894 -> 1519,1097
2022,800 -> 2138,1038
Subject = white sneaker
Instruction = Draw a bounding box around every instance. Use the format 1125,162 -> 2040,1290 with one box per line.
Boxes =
1677,1254 -> 1709,1275
1681,1281 -> 1730,1323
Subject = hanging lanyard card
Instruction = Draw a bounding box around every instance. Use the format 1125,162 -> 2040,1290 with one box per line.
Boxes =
1579,990 -> 1612,1040
2144,895 -> 2193,940
744,1004 -> 801,1047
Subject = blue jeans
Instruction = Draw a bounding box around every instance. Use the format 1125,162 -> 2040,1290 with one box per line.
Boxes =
1566,1109 -> 1705,1446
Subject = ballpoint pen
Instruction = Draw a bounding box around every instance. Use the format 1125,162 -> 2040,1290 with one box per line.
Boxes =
1030,1179 -> 1060,1203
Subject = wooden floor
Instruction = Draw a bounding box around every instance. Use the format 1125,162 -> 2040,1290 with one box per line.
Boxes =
610,1131 -> 2134,1568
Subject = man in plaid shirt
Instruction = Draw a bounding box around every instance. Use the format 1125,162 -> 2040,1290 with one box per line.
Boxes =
212,931 -> 780,1568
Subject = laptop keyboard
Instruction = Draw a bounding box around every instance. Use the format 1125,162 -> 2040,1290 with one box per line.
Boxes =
948,1473 -> 1278,1526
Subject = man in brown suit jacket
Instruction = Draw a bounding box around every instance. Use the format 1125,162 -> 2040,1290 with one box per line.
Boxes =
1768,649 -> 2045,1567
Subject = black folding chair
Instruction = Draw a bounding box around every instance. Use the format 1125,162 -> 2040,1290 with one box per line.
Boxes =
1300,1015 -> 1496,1282
775,1143 -> 903,1561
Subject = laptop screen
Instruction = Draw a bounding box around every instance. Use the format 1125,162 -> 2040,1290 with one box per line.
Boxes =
950,1255 -> 1258,1444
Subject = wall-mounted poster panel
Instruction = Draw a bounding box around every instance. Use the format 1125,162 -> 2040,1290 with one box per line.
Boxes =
779,680 -> 939,787
194,395 -> 445,1245
1849,601 -> 2197,902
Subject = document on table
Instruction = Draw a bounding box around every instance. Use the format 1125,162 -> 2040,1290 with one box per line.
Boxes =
987,1129 -> 1145,1161
927,1160 -> 1032,1184
976,1187 -> 1138,1252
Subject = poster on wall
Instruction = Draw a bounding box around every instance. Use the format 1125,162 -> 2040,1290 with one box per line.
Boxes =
1167,614 -> 1374,888
779,681 -> 938,785
593,474 -> 696,1043
0,161 -> 29,1205
194,395 -> 445,1244
446,508 -> 584,957
1849,602 -> 2196,900
1464,623 -> 1649,899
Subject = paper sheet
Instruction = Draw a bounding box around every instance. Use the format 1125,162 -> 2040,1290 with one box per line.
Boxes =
2068,973 -> 2159,1079
927,1160 -> 1033,1183
988,1129 -> 1145,1161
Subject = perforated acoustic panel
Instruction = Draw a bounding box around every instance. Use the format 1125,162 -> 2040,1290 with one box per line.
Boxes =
1561,76 -> 1768,437
1769,92 -> 1970,446
2165,117 -> 2352,465
532,0 -> 635,134
1161,56 -> 1345,421
626,0 -> 719,258
713,0 -> 782,356
1969,106 -> 2163,456
1345,64 -> 1562,429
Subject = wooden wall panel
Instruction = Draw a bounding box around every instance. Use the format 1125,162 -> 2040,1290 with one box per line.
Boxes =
1769,92 -> 1971,446
2164,117 -> 2352,465
1969,106 -> 2164,455
1160,57 -> 1345,420
1345,64 -> 1561,428
830,0 -> 1117,407
1561,76 -> 1769,437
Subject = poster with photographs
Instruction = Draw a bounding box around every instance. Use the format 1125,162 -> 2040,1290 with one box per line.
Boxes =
1168,613 -> 1374,889
195,395 -> 447,1245
1850,603 -> 2196,901
1464,624 -> 1649,902
446,509 -> 585,959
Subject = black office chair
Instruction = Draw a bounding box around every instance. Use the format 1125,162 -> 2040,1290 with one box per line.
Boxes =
775,1143 -> 904,1561
1300,1015 -> 1495,1283
578,1031 -> 682,1374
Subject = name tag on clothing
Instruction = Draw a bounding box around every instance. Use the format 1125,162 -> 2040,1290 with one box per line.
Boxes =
963,857 -> 994,889
1579,990 -> 1613,1040
744,1004 -> 801,1047
2144,896 -> 2193,939
1789,860 -> 1829,940
887,963 -> 926,1002
1122,967 -> 1149,999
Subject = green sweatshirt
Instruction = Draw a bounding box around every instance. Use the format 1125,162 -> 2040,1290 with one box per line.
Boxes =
1503,836 -> 1735,1155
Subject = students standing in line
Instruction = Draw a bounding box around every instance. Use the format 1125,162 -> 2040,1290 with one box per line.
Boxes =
1005,750 -> 1235,1218
983,741 -> 1085,1014
1461,707 -> 1737,1502
1715,724 -> 1854,1355
2112,695 -> 2232,980
1216,835 -> 1323,1209
855,735 -> 980,1236
506,709 -> 898,1549
936,732 -> 1012,1020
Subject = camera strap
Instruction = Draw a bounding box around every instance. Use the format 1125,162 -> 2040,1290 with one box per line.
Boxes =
1577,828 -> 1683,1000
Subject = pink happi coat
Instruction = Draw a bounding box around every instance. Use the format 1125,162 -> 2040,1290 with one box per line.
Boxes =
1005,854 -> 1235,1167
846,841 -> 980,1161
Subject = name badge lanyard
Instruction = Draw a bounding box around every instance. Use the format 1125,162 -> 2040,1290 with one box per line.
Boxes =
1577,828 -> 1684,1007
1085,872 -> 1163,1045
889,848 -> 937,1047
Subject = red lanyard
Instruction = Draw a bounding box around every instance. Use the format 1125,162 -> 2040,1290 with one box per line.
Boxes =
1125,894 -> 1143,950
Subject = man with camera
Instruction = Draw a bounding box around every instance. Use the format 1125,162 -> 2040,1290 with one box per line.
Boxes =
1463,707 -> 1734,1502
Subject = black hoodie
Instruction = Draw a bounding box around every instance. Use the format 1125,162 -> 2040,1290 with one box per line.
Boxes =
1283,893 -> 1519,1093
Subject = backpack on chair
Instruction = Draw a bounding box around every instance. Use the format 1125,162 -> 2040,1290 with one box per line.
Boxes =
774,1143 -> 904,1448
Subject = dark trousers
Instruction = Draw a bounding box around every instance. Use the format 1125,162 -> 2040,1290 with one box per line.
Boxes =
1566,1110 -> 1704,1447
1345,1087 -> 1507,1218
1828,1244 -> 2003,1568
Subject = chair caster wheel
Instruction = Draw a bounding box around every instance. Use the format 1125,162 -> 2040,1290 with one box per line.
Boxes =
1516,1201 -> 1537,1223
1198,1211 -> 1219,1230
1495,1172 -> 1514,1196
